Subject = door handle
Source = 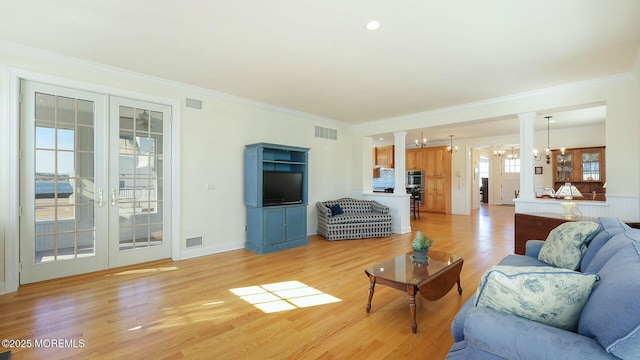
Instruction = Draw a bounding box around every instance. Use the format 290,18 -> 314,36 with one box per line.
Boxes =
98,188 -> 103,207
111,189 -> 117,206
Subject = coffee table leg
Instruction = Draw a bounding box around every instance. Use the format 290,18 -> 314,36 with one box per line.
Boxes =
408,285 -> 418,333
366,274 -> 376,313
457,277 -> 463,295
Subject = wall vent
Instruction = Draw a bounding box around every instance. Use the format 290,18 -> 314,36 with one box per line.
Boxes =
185,98 -> 203,110
186,236 -> 203,248
315,126 -> 337,140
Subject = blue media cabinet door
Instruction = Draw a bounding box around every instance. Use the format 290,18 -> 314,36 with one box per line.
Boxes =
263,207 -> 286,245
285,206 -> 306,241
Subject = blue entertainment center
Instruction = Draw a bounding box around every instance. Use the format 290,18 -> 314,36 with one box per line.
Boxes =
244,143 -> 310,254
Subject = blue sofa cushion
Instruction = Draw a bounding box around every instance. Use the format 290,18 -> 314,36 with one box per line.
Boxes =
538,221 -> 601,270
578,231 -> 640,359
581,217 -> 629,272
328,204 -> 343,216
475,265 -> 599,331
454,306 -> 618,360
498,254 -> 550,267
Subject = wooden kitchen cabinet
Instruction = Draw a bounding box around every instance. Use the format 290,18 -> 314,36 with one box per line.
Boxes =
416,148 -> 428,170
424,177 -> 446,213
406,147 -> 429,172
374,145 -> 394,168
425,146 -> 451,213
426,147 -> 447,177
406,148 -> 419,170
404,145 -> 451,213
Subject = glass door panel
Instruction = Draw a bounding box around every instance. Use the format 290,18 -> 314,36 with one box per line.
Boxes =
21,81 -> 108,284
582,151 -> 601,181
556,152 -> 572,181
34,94 -> 96,262
109,98 -> 171,267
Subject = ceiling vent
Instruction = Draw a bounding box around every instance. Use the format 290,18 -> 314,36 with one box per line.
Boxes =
315,126 -> 337,140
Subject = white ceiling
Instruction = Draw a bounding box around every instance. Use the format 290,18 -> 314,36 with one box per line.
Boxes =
1,1 -> 638,132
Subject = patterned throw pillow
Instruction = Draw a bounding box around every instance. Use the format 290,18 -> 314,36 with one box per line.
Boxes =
538,221 -> 601,270
475,265 -> 599,331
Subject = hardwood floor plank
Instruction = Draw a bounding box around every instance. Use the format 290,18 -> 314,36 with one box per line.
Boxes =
0,205 -> 514,359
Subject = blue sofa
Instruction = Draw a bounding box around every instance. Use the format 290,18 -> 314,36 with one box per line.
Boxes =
447,217 -> 640,360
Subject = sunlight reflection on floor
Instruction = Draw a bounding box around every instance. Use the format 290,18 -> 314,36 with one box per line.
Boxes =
230,280 -> 341,313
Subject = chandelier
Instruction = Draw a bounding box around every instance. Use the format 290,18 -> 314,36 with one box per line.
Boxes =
415,131 -> 427,148
493,146 -> 505,157
507,147 -> 518,160
447,135 -> 458,154
535,116 -> 554,163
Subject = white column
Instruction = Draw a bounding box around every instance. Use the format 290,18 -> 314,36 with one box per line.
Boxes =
393,131 -> 407,194
518,112 -> 536,201
362,136 -> 374,192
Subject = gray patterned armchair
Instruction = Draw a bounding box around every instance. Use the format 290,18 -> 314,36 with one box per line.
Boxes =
316,198 -> 392,241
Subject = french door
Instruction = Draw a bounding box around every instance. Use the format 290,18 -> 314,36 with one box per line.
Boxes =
19,81 -> 172,284
108,97 -> 171,268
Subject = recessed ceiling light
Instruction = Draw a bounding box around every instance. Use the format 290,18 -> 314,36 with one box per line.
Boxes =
366,20 -> 380,31
379,137 -> 384,141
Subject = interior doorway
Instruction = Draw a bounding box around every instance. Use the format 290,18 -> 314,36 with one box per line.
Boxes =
479,157 -> 489,204
498,149 -> 520,205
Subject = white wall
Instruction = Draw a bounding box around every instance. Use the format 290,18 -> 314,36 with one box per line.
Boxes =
0,44 -> 354,293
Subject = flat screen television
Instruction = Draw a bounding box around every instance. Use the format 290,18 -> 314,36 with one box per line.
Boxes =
263,171 -> 303,206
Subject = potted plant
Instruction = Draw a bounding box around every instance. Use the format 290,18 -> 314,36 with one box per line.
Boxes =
411,231 -> 434,263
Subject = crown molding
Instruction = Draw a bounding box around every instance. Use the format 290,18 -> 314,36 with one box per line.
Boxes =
359,72 -> 636,129
0,40 -> 345,127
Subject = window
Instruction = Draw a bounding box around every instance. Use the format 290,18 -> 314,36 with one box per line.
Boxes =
504,158 -> 520,173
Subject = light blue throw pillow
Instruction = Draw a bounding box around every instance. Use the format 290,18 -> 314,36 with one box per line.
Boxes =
538,221 -> 601,270
475,265 -> 599,331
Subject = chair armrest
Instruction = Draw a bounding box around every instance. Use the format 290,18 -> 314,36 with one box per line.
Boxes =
525,240 -> 545,258
316,202 -> 331,218
463,307 -> 616,360
370,201 -> 389,214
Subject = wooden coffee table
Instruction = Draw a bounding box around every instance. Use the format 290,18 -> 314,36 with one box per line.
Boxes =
364,250 -> 463,333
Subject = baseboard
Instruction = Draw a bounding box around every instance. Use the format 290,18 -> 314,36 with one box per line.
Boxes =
178,242 -> 245,260
397,225 -> 412,234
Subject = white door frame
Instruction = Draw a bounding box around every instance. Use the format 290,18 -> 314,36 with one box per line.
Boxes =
4,68 -> 182,293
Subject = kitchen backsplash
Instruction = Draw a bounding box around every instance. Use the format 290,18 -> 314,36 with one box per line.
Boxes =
373,168 -> 395,188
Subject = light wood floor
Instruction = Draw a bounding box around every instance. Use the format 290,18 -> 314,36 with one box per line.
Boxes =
1,204 -> 515,360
